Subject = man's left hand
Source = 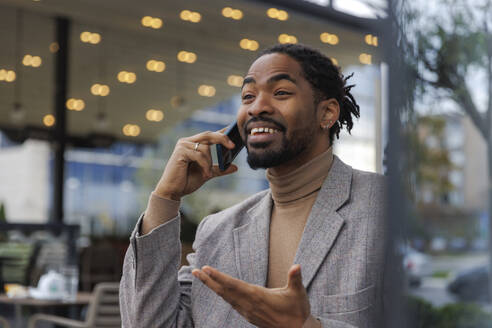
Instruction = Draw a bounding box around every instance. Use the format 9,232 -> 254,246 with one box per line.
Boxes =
192,264 -> 318,328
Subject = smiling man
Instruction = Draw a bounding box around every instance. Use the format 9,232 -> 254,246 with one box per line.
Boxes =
120,44 -> 386,328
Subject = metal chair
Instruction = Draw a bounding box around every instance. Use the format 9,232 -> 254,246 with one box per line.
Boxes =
0,316 -> 10,328
28,282 -> 120,328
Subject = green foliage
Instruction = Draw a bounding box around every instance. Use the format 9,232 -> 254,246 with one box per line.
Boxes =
438,303 -> 492,328
0,202 -> 6,223
431,270 -> 450,278
407,296 -> 440,327
408,296 -> 492,328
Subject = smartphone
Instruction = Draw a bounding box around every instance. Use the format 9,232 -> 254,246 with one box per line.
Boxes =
216,122 -> 244,171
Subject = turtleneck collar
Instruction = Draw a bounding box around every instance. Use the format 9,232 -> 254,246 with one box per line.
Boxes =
266,147 -> 334,204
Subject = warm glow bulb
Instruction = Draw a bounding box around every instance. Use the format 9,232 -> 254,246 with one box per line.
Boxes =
190,12 -> 201,22
43,114 -> 55,127
66,98 -> 75,110
277,10 -> 288,21
155,61 -> 165,72
90,33 -> 101,44
151,18 -> 162,29
231,10 -> 243,20
22,55 -> 32,66
180,10 -> 191,20
141,16 -> 152,27
80,32 -> 91,42
5,71 -> 16,82
91,84 -> 100,95
100,85 -> 110,96
127,73 -> 136,83
74,99 -> 85,111
49,42 -> 59,53
222,7 -> 233,17
267,8 -> 278,18
31,56 -> 42,67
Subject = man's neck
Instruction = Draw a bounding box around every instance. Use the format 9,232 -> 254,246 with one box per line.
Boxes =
268,142 -> 331,176
266,147 -> 334,204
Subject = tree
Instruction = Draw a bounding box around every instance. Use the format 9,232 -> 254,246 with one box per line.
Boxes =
408,0 -> 492,297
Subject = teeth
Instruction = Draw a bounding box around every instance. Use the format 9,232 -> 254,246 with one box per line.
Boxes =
250,127 -> 279,136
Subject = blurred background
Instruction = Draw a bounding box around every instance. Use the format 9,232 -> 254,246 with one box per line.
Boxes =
0,0 -> 490,327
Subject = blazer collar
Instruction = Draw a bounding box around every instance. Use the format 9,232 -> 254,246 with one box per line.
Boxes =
233,191 -> 272,286
233,155 -> 352,288
293,155 -> 352,289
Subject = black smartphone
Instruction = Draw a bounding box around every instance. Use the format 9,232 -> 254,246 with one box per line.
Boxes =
216,122 -> 244,171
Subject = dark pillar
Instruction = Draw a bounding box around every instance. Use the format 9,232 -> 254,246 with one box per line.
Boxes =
53,17 -> 70,223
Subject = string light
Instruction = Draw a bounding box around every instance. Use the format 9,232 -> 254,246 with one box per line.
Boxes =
66,98 -> 85,111
227,75 -> 244,87
278,34 -> 297,44
43,114 -> 55,127
49,42 -> 59,53
364,34 -> 378,47
141,16 -> 162,29
180,10 -> 201,23
198,85 -> 216,97
239,39 -> 259,51
222,7 -> 243,20
177,51 -> 197,63
0,69 -> 16,82
90,83 -> 110,96
122,124 -> 141,136
146,60 -> 166,72
22,54 -> 42,67
359,53 -> 372,65
266,8 -> 288,21
117,71 -> 137,84
145,109 -> 164,122
80,31 -> 101,44
320,33 -> 339,45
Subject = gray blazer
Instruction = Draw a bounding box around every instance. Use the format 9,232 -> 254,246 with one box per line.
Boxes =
120,156 -> 386,328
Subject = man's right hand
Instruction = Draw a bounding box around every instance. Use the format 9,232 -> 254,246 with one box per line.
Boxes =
154,130 -> 238,201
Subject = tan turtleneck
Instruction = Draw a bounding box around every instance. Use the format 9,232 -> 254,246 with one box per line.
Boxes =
266,147 -> 333,288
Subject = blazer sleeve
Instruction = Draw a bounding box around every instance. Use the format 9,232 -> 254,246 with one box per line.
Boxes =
120,213 -> 204,328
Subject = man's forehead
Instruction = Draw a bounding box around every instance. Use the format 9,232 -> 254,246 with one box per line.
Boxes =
245,53 -> 303,81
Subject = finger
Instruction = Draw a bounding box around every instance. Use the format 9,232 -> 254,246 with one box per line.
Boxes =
202,266 -> 249,293
210,164 -> 238,178
192,269 -> 224,295
217,126 -> 228,133
190,142 -> 214,170
183,144 -> 213,177
287,264 -> 304,291
188,131 -> 235,149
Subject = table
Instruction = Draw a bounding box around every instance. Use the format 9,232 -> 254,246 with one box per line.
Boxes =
0,292 -> 93,328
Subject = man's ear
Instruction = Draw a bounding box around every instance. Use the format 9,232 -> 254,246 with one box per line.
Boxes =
318,98 -> 340,129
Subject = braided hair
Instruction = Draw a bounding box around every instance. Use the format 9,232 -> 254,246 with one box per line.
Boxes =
258,43 -> 360,145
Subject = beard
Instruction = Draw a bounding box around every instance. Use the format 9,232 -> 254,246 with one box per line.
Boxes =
246,127 -> 314,170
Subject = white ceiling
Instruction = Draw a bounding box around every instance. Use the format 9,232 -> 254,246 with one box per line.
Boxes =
0,0 -> 382,144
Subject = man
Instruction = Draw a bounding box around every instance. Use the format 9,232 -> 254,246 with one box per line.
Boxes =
120,43 -> 386,328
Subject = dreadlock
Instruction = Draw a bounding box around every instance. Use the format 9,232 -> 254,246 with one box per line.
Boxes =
258,43 -> 360,145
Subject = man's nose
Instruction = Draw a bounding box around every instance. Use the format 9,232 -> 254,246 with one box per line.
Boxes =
247,94 -> 274,117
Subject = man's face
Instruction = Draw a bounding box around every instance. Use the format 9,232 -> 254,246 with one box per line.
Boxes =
237,53 -> 324,170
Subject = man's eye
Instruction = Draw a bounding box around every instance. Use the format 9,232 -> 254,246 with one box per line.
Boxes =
275,90 -> 292,96
242,94 -> 254,100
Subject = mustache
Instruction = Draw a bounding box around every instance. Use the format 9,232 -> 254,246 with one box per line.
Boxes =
243,117 -> 285,137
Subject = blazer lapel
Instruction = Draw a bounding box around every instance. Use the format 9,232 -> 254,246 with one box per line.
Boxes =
233,191 -> 272,286
293,156 -> 353,289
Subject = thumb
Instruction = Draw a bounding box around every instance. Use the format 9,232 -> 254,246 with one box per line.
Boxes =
287,264 -> 304,291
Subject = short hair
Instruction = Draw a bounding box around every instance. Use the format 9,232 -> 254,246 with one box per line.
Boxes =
258,43 -> 360,144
